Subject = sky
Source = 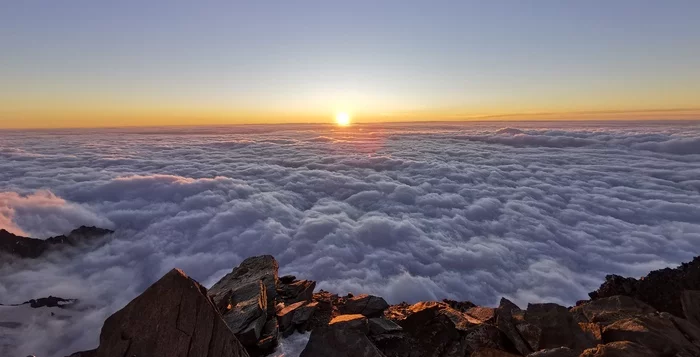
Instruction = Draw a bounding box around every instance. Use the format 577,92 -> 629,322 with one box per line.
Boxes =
1,0 -> 699,128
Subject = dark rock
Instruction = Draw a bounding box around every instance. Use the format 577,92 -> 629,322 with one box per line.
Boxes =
209,255 -> 279,351
526,347 -> 577,357
292,301 -> 318,332
24,296 -> 77,308
570,295 -> 656,325
681,290 -> 700,327
300,325 -> 385,357
516,322 -> 542,351
588,256 -> 700,318
0,226 -> 113,259
278,279 -> 316,304
466,306 -> 496,324
442,298 -> 476,312
247,318 -> 279,357
368,317 -> 403,335
92,268 -> 249,357
495,298 -> 533,356
579,341 -> 657,357
279,275 -> 296,284
341,294 -> 389,317
470,347 -> 520,357
601,314 -> 700,356
65,351 -> 96,357
276,300 -> 306,336
523,303 -> 596,351
329,314 -> 369,334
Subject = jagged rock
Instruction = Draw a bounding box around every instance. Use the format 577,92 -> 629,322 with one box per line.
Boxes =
277,300 -> 306,336
495,298 -> 533,355
570,295 -> 656,325
466,306 -> 496,324
292,301 -> 318,331
300,314 -> 384,357
471,347 -> 521,357
279,275 -> 296,284
368,317 -> 403,335
209,255 -> 279,351
329,314 -> 369,333
579,341 -> 656,357
523,303 -> 596,351
248,318 -> 279,357
278,279 -> 316,304
601,314 -> 700,356
526,347 -> 577,357
443,299 -> 476,312
588,256 -> 700,317
341,294 -> 389,317
681,290 -> 700,327
516,322 -> 542,350
23,296 -> 77,308
446,324 -> 519,356
92,268 -> 249,357
0,226 -> 113,259
577,322 -> 602,345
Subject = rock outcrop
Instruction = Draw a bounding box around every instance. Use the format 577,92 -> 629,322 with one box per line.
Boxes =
588,256 -> 700,319
0,226 -> 113,259
90,268 -> 249,357
63,255 -> 700,357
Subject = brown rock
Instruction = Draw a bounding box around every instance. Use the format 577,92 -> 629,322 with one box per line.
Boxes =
526,347 -> 577,357
329,314 -> 369,334
93,269 -> 249,357
342,294 -> 390,317
516,322 -> 542,350
681,290 -> 700,328
466,306 -> 496,324
579,341 -> 656,357
523,303 -> 596,351
210,255 -> 279,316
278,279 -> 316,304
495,299 -> 533,356
602,314 -> 700,356
471,347 -> 521,357
276,300 -> 306,335
570,295 -> 656,325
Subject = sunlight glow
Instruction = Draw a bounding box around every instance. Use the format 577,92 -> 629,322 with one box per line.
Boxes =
335,112 -> 351,126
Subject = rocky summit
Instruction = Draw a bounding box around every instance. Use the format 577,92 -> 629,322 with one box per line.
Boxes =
62,255 -> 700,357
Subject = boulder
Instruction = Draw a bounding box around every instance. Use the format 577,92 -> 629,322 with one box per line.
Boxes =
341,294 -> 389,317
292,301 -> 319,332
92,269 -> 249,357
368,317 -> 403,335
300,314 -> 384,357
681,290 -> 700,327
495,299 -> 533,356
601,314 -> 700,356
588,256 -> 700,318
523,303 -> 596,351
276,301 -> 306,335
570,295 -> 656,325
526,347 -> 577,357
278,279 -> 316,304
579,341 -> 656,357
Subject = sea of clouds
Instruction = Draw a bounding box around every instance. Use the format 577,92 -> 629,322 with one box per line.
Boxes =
1,121 -> 700,356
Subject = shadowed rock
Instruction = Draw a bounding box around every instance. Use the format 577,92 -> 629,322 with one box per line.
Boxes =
0,226 -> 113,259
341,294 -> 389,317
92,268 -> 249,357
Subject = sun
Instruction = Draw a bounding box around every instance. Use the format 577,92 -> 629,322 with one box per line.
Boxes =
335,112 -> 351,126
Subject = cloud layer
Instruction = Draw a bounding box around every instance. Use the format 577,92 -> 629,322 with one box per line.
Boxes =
1,121 -> 700,356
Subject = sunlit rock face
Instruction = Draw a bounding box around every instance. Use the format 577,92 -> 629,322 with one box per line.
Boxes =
1,121 -> 700,355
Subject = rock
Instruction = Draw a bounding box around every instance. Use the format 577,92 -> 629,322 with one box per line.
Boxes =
92,268 -> 249,357
452,324 -> 519,356
442,299 -> 477,312
681,290 -> 700,327
292,301 -> 319,330
466,306 -> 496,324
368,317 -> 403,335
601,314 -> 700,356
278,279 -> 316,304
329,314 -> 369,334
65,350 -> 96,357
24,296 -> 77,308
248,318 -> 279,357
516,322 -> 542,350
588,256 -> 700,317
300,325 -> 385,357
526,347 -> 577,357
341,294 -> 389,317
659,311 -> 700,345
209,255 -> 279,351
579,341 -> 656,357
276,300 -> 306,335
0,226 -> 113,259
279,275 -> 296,284
570,295 -> 656,325
471,347 -> 521,356
495,299 -> 533,356
523,303 -> 596,351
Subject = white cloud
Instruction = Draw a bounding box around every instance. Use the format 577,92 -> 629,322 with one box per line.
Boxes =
0,121 -> 699,356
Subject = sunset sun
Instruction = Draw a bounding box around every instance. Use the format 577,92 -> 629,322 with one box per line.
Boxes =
335,112 -> 351,126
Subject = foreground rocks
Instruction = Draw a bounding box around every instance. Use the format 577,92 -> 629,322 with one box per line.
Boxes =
63,255 -> 700,357
0,226 -> 113,259
87,269 -> 249,357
